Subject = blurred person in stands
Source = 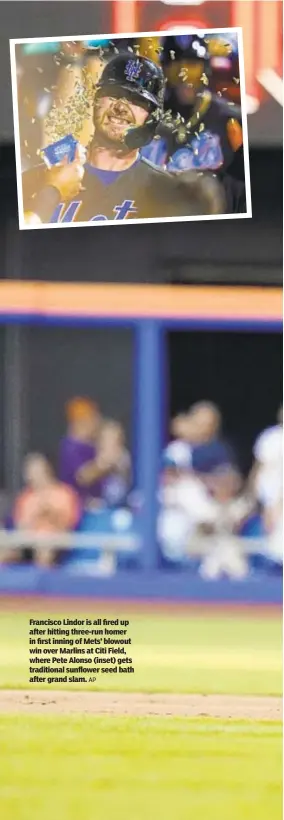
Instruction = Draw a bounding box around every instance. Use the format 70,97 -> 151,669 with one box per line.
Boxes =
98,420 -> 131,507
250,406 -> 283,564
159,448 -> 249,578
2,453 -> 80,567
158,437 -> 218,563
77,419 -> 131,509
198,464 -> 251,580
59,397 -> 102,504
188,401 -> 240,491
159,404 -> 248,577
187,402 -> 248,578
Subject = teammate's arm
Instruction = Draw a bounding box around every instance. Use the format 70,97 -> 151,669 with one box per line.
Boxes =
23,151 -> 85,225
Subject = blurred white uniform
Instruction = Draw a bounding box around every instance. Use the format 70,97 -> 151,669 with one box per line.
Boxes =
253,425 -> 283,507
253,424 -> 283,562
159,439 -> 250,577
158,439 -> 218,561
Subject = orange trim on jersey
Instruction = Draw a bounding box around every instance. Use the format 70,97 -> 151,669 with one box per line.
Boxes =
227,119 -> 243,152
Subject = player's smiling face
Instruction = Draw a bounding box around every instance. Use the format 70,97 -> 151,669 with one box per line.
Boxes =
94,93 -> 148,144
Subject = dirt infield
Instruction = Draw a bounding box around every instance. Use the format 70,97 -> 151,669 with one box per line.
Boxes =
0,594 -> 281,617
0,690 -> 281,720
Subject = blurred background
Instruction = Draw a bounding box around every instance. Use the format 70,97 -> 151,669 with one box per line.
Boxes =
0,1 -> 282,606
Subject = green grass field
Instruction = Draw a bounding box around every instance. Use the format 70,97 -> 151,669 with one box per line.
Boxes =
0,715 -> 281,820
0,606 -> 282,820
0,609 -> 281,694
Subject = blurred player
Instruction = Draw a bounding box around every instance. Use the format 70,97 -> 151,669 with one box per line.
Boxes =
22,52 -> 225,224
141,34 -> 246,213
250,406 -> 283,564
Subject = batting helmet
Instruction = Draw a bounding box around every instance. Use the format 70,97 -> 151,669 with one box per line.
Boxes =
95,53 -> 165,149
160,34 -> 211,71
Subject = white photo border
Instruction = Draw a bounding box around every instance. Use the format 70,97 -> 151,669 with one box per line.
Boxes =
9,27 -> 252,231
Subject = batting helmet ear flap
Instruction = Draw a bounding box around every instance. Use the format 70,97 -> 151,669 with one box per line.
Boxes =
124,112 -> 162,150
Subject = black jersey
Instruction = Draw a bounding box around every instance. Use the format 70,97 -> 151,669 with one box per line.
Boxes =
220,173 -> 246,214
22,154 -> 218,225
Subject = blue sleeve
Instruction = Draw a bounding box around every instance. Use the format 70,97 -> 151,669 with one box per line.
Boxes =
140,139 -> 167,167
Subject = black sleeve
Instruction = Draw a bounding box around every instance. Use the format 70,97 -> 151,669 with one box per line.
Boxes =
217,97 -> 242,124
219,172 -> 247,214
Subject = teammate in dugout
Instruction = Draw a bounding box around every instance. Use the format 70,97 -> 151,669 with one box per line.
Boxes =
22,53 -> 225,225
141,35 -> 246,214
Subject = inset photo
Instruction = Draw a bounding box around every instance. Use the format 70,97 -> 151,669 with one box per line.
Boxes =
10,29 -> 251,229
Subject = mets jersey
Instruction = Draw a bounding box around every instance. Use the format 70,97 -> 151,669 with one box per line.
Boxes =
22,155 -> 215,224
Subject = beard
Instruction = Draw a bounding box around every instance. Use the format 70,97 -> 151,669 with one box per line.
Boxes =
93,98 -> 137,151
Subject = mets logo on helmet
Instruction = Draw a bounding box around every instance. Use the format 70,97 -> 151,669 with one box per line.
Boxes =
125,59 -> 143,82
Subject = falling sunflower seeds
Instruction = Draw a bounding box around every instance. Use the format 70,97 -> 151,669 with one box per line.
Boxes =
170,50 -> 175,60
44,81 -> 94,142
233,77 -> 240,84
201,73 -> 209,86
179,69 -> 187,81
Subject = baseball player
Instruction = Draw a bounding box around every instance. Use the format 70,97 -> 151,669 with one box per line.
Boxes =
141,35 -> 246,213
22,53 -> 225,225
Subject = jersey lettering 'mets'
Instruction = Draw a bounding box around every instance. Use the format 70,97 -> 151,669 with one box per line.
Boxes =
50,199 -> 138,223
22,154 -> 217,223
